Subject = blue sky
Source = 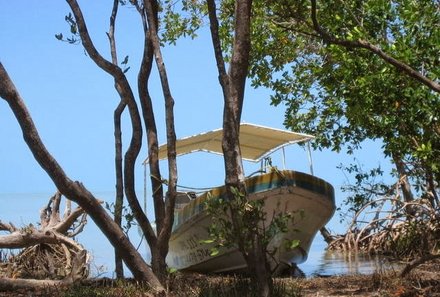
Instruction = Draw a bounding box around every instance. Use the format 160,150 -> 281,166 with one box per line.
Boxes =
0,2 -> 392,232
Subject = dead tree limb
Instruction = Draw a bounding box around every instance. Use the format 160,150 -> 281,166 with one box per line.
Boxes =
0,193 -> 90,284
400,253 -> 440,277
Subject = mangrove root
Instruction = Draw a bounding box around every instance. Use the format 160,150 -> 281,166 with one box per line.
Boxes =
0,191 -> 90,288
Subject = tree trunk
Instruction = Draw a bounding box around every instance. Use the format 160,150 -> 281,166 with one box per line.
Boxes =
245,236 -> 273,297
392,153 -> 415,216
142,0 -> 178,281
107,0 -> 125,279
150,244 -> 168,284
207,1 -> 274,296
0,63 -> 164,293
320,226 -> 334,244
114,101 -> 125,279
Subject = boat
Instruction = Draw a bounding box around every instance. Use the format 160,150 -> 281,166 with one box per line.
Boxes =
143,123 -> 335,274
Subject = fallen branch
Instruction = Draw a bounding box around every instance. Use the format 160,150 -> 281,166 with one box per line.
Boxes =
0,249 -> 88,291
0,228 -> 83,250
400,253 -> 440,277
0,192 -> 90,283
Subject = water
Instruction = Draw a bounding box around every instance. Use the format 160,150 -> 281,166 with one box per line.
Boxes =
0,192 -> 396,278
299,237 -> 398,276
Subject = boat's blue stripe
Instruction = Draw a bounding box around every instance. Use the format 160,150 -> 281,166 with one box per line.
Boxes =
172,170 -> 334,231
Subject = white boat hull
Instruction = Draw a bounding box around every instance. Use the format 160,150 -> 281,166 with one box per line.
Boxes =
166,170 -> 335,274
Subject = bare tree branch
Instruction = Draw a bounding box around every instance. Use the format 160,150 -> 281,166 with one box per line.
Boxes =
136,3 -> 162,247
0,221 -> 16,233
207,0 -> 230,97
0,228 -> 82,250
66,0 -> 158,264
142,0 -> 178,249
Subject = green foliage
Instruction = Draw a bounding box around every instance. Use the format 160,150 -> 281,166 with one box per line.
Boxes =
337,160 -> 390,219
160,0 -> 205,45
161,1 -> 439,187
242,0 -> 440,214
55,12 -> 80,44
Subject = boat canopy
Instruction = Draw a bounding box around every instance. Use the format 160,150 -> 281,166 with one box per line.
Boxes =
144,123 -> 314,163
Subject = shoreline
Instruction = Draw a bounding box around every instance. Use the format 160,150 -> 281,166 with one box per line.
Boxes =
1,259 -> 439,296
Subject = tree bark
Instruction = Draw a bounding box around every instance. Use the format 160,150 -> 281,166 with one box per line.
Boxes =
245,237 -> 273,296
107,0 -> 125,279
0,63 -> 164,293
67,0 -> 179,284
320,226 -> 334,244
135,0 -> 163,249
113,100 -> 125,279
207,1 -> 273,296
141,0 -> 179,282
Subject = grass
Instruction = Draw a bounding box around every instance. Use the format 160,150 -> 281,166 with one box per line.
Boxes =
60,275 -> 302,297
2,260 -> 440,297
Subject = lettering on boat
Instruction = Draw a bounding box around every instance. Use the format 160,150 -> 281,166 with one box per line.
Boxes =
170,234 -> 213,267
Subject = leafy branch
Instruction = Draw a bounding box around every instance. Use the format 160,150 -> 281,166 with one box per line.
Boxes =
55,13 -> 80,44
309,0 -> 440,93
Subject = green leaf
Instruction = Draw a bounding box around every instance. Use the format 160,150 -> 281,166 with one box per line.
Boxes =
210,248 -> 220,256
199,239 -> 215,244
70,24 -> 77,34
286,239 -> 300,250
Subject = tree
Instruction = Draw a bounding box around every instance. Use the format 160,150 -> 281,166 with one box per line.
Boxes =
207,1 -> 277,296
162,0 -> 274,295
61,0 -> 179,284
245,0 -> 439,211
0,62 -> 165,293
166,0 -> 438,260
306,0 -> 440,94
0,0 -> 186,291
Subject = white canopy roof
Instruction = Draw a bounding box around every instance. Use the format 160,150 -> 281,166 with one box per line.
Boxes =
145,123 -> 314,163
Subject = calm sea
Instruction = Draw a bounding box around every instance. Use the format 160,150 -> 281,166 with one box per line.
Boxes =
0,192 -> 394,278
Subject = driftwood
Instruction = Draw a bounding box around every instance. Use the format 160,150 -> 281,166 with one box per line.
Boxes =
0,192 -> 90,290
400,253 -> 440,277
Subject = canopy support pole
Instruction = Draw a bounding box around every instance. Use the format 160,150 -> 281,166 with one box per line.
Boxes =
307,142 -> 314,176
282,147 -> 286,170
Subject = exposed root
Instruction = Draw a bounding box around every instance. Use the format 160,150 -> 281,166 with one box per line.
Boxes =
328,197 -> 439,259
0,192 -> 90,290
1,243 -> 89,280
